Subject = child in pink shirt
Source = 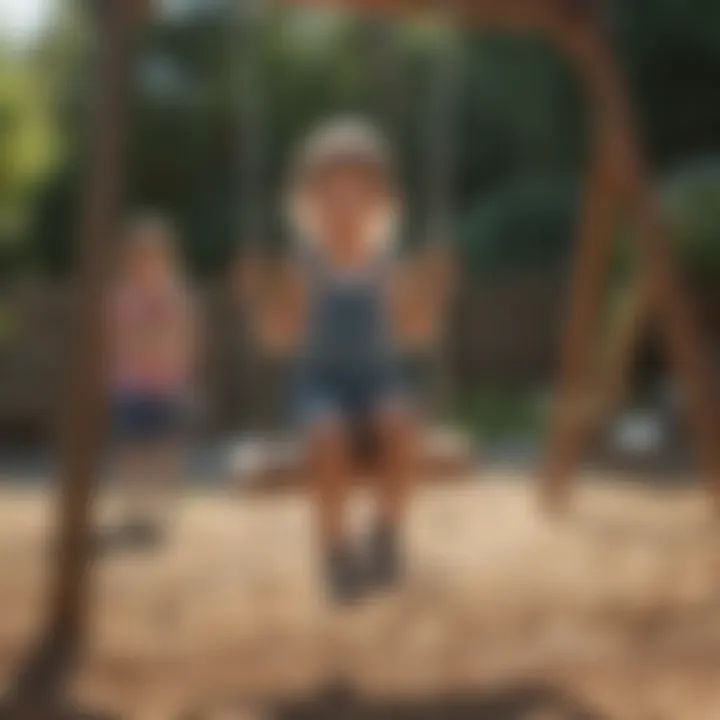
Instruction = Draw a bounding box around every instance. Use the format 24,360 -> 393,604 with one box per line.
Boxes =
108,214 -> 197,540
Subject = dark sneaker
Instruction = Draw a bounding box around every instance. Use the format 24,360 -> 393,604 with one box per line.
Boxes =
324,544 -> 365,606
367,524 -> 404,590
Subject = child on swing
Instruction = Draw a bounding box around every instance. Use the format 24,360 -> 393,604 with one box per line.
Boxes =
108,214 -> 197,542
241,118 -> 453,604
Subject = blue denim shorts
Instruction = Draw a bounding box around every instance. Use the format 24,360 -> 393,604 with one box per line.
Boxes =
112,390 -> 186,443
294,363 -> 411,431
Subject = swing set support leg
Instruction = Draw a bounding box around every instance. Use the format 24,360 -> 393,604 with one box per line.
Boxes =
542,30 -> 720,513
631,189 -> 720,511
540,152 -> 618,512
8,0 -> 141,707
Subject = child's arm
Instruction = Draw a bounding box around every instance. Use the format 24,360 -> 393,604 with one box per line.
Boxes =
390,244 -> 456,352
233,253 -> 307,357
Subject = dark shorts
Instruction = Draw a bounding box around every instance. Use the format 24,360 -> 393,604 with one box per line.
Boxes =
112,391 -> 186,444
294,363 -> 412,432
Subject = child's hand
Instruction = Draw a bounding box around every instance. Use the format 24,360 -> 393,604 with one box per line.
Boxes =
390,243 -> 457,352
231,251 -> 307,355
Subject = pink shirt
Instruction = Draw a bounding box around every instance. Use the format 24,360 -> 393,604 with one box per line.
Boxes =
109,281 -> 196,396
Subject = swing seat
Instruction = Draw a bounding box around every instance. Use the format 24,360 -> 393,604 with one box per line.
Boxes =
230,424 -> 475,493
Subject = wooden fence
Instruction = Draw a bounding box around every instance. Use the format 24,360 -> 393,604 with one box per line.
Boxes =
0,274 -> 715,442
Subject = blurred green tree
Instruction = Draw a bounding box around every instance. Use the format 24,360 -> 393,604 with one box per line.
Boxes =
663,159 -> 720,281
0,0 -> 716,282
460,177 -> 580,275
0,59 -> 62,248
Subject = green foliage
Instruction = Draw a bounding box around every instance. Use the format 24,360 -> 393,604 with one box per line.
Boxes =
0,60 -> 63,242
457,34 -> 588,199
1,1 -> 89,275
663,159 -> 720,280
454,386 -> 549,441
613,0 -> 720,167
3,0 -> 720,282
460,178 -> 580,275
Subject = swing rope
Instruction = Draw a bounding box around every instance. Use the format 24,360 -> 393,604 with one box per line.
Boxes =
231,0 -> 267,249
365,16 -> 406,155
423,18 -> 463,246
229,0 -> 276,432
423,12 -> 464,420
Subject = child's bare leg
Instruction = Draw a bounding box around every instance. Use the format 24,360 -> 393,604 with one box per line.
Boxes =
144,441 -> 184,529
369,403 -> 419,587
307,417 -> 364,603
118,442 -> 180,539
307,417 -> 352,547
117,445 -> 152,523
374,403 -> 419,527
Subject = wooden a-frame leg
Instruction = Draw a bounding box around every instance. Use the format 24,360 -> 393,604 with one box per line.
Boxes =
595,273 -> 653,419
545,173 -> 720,515
540,155 -> 618,512
542,23 -> 720,513
631,190 -> 720,508
592,28 -> 720,508
11,1 -> 141,706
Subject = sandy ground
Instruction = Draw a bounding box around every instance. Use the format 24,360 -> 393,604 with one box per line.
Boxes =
2,473 -> 720,718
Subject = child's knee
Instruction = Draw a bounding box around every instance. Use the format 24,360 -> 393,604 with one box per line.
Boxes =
374,401 -> 418,447
306,416 -> 350,459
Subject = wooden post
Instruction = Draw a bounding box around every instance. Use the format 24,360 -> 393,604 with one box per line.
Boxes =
537,23 -> 629,509
540,143 -> 619,510
542,21 -> 720,509
45,0 -> 141,656
596,274 -> 653,419
630,185 -> 720,507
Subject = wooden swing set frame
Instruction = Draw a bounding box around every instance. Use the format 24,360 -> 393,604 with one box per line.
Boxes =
14,0 -> 720,701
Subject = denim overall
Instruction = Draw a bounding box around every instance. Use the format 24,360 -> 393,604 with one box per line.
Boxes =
294,248 -> 405,428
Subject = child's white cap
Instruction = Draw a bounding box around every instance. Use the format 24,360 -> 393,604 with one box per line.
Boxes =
289,116 -> 395,190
